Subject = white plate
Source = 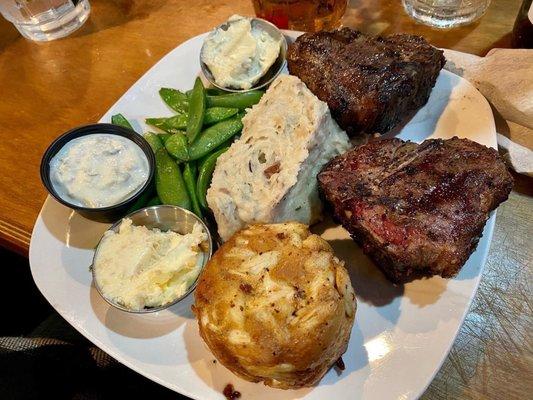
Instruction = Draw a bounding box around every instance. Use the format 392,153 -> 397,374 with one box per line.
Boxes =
30,32 -> 497,400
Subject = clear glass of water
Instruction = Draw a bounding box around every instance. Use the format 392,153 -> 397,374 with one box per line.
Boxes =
402,0 -> 491,28
0,0 -> 90,41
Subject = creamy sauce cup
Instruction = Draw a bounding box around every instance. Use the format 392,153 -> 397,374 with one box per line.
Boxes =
91,205 -> 213,313
200,17 -> 288,93
40,123 -> 155,223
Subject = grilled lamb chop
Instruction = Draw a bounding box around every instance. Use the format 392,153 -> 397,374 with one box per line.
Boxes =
317,137 -> 513,283
287,28 -> 445,138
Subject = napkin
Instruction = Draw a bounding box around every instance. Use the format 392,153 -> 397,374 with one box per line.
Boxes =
442,48 -> 533,176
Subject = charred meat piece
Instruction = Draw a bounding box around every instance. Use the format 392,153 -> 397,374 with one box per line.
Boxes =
317,137 -> 513,283
287,28 -> 445,137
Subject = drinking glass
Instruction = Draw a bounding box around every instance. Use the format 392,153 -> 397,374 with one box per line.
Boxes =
252,0 -> 347,32
0,0 -> 90,41
402,0 -> 491,28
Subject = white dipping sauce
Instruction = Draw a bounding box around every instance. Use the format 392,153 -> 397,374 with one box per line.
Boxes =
49,134 -> 149,208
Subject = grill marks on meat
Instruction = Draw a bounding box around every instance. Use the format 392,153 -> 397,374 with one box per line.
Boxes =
287,28 -> 445,137
318,137 -> 513,283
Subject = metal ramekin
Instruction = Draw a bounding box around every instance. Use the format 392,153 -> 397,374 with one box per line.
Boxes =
91,205 -> 213,313
200,17 -> 288,93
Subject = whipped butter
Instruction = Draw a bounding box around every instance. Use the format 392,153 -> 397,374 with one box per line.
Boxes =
201,15 -> 282,90
94,219 -> 208,310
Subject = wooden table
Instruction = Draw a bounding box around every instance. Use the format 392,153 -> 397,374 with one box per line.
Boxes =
0,0 -> 531,398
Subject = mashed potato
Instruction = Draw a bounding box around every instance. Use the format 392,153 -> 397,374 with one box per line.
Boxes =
94,219 -> 207,311
207,75 -> 350,241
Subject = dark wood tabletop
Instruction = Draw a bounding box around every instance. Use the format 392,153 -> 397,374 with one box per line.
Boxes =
0,0 -> 531,398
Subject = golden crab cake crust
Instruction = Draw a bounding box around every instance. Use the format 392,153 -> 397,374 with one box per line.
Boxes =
193,222 -> 356,389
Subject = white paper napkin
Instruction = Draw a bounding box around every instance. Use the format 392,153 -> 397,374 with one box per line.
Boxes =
442,48 -> 533,176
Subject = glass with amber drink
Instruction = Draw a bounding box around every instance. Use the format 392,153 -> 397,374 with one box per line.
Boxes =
252,0 -> 347,32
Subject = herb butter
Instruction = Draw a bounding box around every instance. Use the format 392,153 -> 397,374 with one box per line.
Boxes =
201,15 -> 282,90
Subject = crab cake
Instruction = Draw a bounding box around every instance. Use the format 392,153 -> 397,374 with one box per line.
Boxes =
193,222 -> 356,389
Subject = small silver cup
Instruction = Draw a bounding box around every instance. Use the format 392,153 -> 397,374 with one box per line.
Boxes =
91,205 -> 213,314
200,17 -> 288,93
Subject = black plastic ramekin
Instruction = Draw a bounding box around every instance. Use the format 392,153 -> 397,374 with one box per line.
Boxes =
40,123 -> 155,223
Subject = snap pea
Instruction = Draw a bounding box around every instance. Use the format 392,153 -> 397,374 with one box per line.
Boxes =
145,107 -> 237,134
196,137 -> 235,167
155,147 -> 191,209
197,146 -> 229,210
143,132 -> 163,153
183,162 -> 203,218
207,87 -> 228,96
186,77 -> 206,143
165,133 -> 189,161
146,114 -> 187,133
203,107 -> 239,126
159,133 -> 172,144
111,113 -> 134,130
187,87 -> 226,97
146,196 -> 162,207
188,117 -> 243,160
159,88 -> 188,113
206,90 -> 264,109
